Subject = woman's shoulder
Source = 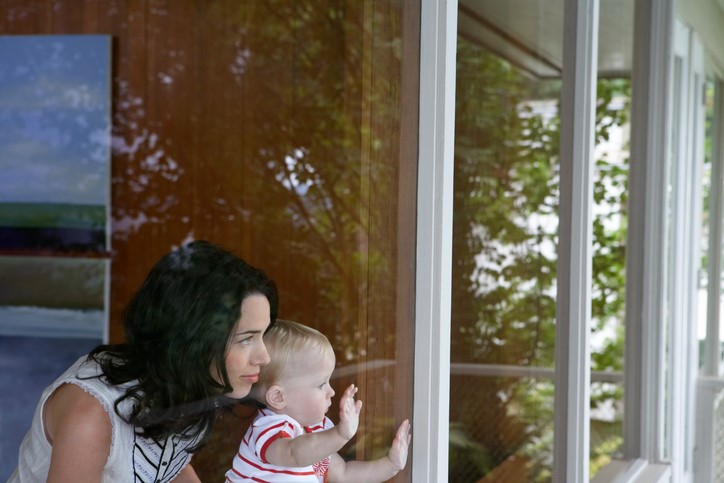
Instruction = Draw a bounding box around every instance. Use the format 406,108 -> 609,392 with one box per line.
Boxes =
43,383 -> 113,479
45,382 -> 112,444
42,354 -> 131,447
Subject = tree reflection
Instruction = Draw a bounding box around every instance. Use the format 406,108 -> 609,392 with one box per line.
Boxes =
107,1 -> 407,479
451,37 -> 629,481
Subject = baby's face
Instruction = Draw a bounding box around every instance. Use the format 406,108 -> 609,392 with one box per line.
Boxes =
279,350 -> 336,427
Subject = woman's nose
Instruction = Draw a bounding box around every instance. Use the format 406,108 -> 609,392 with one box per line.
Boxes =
256,341 -> 271,366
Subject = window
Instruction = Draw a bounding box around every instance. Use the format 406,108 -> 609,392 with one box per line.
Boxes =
0,3 -> 418,481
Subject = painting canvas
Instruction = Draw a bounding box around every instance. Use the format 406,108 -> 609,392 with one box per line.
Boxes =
0,35 -> 111,252
0,36 -> 110,478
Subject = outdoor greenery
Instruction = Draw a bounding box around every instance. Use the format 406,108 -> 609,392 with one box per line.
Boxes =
450,36 -> 630,481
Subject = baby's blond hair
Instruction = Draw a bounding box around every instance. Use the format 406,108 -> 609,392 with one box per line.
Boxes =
258,319 -> 334,390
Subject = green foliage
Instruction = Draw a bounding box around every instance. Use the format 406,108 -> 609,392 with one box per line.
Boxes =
451,35 -> 630,481
449,422 -> 495,481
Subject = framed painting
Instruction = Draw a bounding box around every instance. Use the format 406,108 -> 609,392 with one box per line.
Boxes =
0,35 -> 111,478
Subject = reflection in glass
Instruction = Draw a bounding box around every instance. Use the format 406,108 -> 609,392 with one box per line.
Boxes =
107,1 -> 414,479
451,31 -> 561,481
589,79 -> 630,474
452,1 -> 632,479
698,79 -> 716,369
700,80 -> 724,369
0,3 -> 416,480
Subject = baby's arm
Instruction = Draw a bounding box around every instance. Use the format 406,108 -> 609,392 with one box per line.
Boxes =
326,419 -> 411,483
264,384 -> 363,468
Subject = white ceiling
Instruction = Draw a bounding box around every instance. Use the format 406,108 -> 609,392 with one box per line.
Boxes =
458,0 -> 635,79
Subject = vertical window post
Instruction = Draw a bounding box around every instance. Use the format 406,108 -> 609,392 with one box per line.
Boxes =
552,0 -> 598,481
413,0 -> 457,481
624,0 -> 674,465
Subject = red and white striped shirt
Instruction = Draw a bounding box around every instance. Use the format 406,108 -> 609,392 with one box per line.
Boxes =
225,408 -> 334,482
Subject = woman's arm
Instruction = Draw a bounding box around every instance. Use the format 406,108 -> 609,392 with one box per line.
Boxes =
44,383 -> 112,483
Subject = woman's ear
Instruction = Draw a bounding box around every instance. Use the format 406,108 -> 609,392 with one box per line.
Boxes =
265,384 -> 286,411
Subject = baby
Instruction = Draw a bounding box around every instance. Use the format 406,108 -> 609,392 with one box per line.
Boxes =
225,319 -> 411,482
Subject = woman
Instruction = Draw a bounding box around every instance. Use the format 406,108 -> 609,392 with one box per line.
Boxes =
11,240 -> 278,482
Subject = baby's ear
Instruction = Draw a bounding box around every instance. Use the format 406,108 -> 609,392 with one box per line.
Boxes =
265,384 -> 286,411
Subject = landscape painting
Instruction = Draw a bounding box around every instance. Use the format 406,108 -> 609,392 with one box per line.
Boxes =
0,35 -> 111,252
0,35 -> 110,478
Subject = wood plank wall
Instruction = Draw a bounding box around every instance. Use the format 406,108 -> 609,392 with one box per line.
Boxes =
0,1 -> 417,480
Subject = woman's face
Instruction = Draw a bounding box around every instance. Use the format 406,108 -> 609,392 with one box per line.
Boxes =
214,293 -> 272,399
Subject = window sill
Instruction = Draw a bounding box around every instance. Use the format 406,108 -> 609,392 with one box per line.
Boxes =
592,459 -> 671,483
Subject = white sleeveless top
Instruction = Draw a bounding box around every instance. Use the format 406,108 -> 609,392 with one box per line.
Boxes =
10,355 -> 202,483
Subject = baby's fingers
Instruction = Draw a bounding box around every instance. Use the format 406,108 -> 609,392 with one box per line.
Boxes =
342,383 -> 358,399
340,384 -> 363,412
396,419 -> 411,443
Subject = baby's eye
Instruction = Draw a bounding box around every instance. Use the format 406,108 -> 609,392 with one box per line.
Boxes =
319,382 -> 327,389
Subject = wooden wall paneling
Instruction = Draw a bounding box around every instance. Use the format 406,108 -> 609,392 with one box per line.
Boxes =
253,0 -> 296,267
129,0 -> 167,254
232,0 -> 254,257
356,0 -> 375,462
142,0 -> 170,244
364,0 -> 400,461
195,1 -> 247,249
80,0 -> 101,33
145,0 -> 199,245
109,0 -> 152,341
49,0 -> 84,33
0,0 -> 51,33
244,1 -> 308,304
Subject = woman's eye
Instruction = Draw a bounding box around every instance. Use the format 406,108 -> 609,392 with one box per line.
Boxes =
238,336 -> 254,345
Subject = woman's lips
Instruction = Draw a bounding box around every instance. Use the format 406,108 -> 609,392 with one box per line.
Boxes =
243,374 -> 259,383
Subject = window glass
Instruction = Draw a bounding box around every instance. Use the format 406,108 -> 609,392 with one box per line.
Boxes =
698,77 -> 719,373
589,2 -> 635,470
452,1 -> 633,479
0,2 -> 417,481
452,2 -> 563,480
701,79 -> 724,370
589,78 -> 630,474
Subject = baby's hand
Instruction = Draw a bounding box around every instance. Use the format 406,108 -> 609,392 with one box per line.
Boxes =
388,419 -> 411,472
336,384 -> 362,440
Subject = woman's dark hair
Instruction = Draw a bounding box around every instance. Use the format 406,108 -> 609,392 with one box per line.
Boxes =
87,240 -> 278,450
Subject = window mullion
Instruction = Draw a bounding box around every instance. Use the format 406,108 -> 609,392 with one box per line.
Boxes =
552,0 -> 599,481
706,82 -> 724,377
412,0 -> 457,482
624,0 -> 675,463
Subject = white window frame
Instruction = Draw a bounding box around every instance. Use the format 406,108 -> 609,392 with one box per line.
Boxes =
412,0 -> 457,481
413,0 -> 706,481
552,0 -> 598,481
623,0 -> 673,463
